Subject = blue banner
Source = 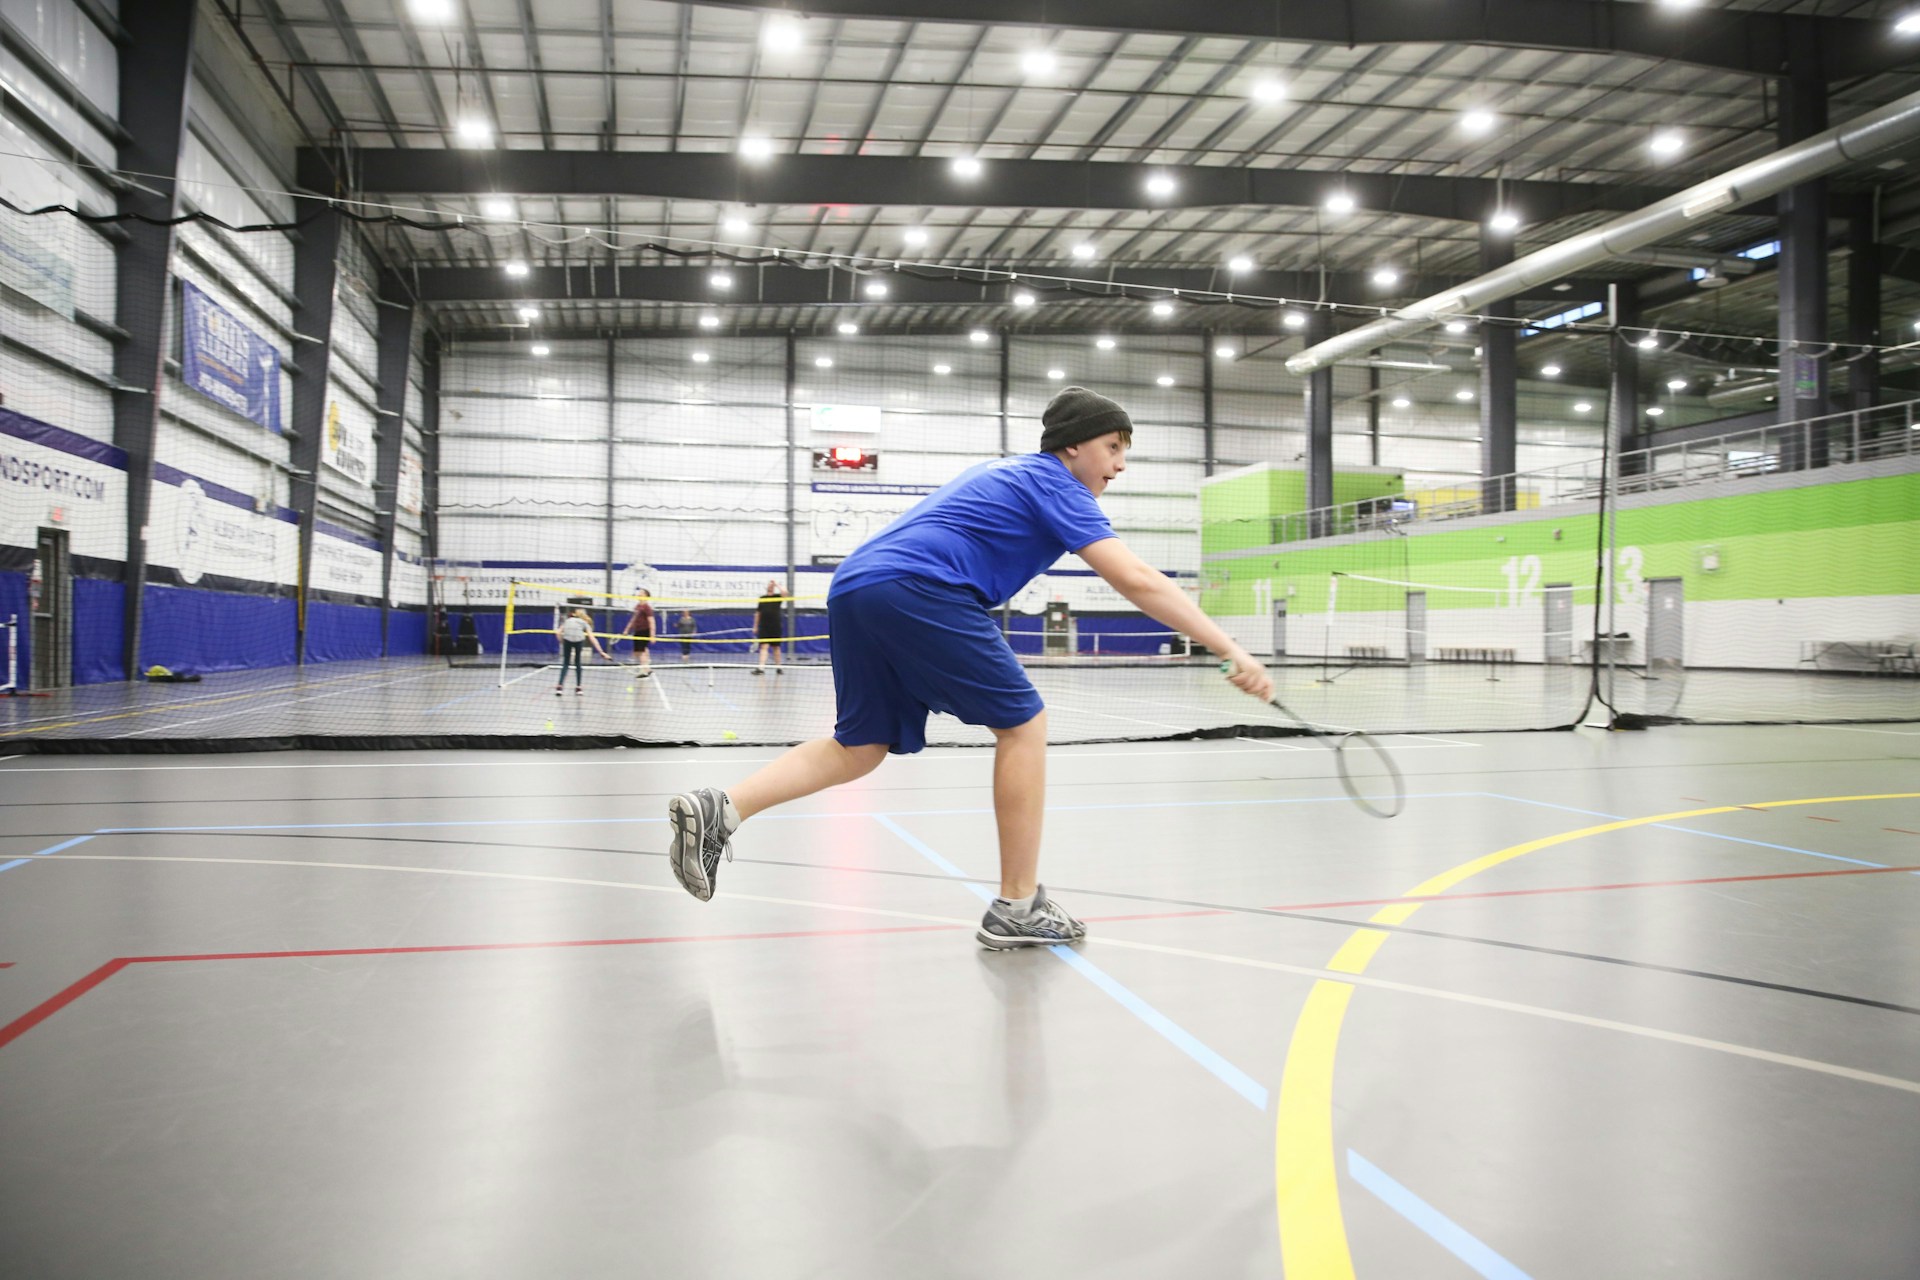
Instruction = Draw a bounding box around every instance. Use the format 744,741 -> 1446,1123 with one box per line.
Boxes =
180,281 -> 283,434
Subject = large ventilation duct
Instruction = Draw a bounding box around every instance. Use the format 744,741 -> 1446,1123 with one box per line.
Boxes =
1287,86 -> 1920,376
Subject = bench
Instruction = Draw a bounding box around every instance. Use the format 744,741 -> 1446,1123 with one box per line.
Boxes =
1435,647 -> 1515,664
1580,633 -> 1635,662
1801,640 -> 1918,675
1346,645 -> 1388,660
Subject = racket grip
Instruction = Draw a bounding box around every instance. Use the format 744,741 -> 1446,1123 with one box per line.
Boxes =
1217,660 -> 1233,675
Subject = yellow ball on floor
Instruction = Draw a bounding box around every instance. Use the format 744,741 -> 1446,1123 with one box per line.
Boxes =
722,730 -> 739,740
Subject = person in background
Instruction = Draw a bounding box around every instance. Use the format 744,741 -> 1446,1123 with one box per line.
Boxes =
621,588 -> 657,678
753,580 -> 786,675
677,609 -> 697,662
554,608 -> 608,696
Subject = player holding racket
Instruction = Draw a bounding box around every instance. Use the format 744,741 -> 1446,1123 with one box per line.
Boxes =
666,387 -> 1273,947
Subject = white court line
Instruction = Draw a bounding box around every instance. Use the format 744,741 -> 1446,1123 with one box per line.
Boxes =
1234,735 -> 1314,752
39,851 -> 1920,1096
1040,697 -> 1189,732
649,671 -> 673,712
1806,724 -> 1920,736
109,669 -> 448,739
0,668 -> 393,730
0,742 -> 1443,773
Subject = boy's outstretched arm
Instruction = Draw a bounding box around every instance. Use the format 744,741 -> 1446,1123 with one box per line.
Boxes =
1077,537 -> 1274,702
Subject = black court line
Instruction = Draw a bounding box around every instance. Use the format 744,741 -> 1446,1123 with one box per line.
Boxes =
19,828 -> 1918,1019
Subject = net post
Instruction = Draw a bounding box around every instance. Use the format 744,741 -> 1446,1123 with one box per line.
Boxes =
499,582 -> 514,687
2,614 -> 14,695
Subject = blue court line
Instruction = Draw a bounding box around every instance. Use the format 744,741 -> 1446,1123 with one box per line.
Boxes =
1347,1150 -> 1534,1280
871,812 -> 1270,1111
1486,794 -> 1897,869
0,834 -> 96,875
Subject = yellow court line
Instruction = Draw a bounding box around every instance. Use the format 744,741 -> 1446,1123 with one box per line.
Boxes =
0,669 -> 402,739
1272,791 -> 1920,1278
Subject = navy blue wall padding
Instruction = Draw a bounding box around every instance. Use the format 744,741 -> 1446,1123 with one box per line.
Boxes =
304,600 -> 382,663
72,577 -> 125,684
0,570 -> 27,688
1002,613 -> 1172,656
385,609 -> 429,656
140,584 -> 296,672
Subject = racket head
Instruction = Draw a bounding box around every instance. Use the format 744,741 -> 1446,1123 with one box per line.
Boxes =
1330,730 -> 1406,819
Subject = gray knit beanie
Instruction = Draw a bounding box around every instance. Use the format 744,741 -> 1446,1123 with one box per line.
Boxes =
1040,386 -> 1133,453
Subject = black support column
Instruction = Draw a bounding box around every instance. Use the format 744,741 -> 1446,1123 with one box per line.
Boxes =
288,207 -> 344,663
605,337 -> 617,594
1201,330 -> 1217,477
111,0 -> 199,680
1478,230 -> 1518,513
1846,195 -> 1881,413
1302,307 -> 1334,536
1608,283 -> 1642,475
372,282 -> 414,654
1776,42 -> 1830,465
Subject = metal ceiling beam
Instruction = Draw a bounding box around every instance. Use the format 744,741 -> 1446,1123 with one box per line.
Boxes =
402,262 -> 1606,307
687,0 -> 1912,81
303,149 -> 1672,223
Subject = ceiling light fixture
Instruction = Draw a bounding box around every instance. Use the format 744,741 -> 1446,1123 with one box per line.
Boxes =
721,216 -> 751,235
1489,210 -> 1521,233
481,197 -> 513,218
739,136 -> 774,160
1649,131 -> 1684,157
838,322 -> 859,335
903,227 -> 929,247
503,260 -> 529,277
1325,193 -> 1356,215
1046,368 -> 1066,380
1156,375 -> 1176,387
933,364 -> 952,375
1214,345 -> 1236,359
1012,292 -> 1035,308
1667,378 -> 1688,391
1021,50 -> 1057,76
1646,406 -> 1666,417
1541,364 -> 1562,377
1444,320 -> 1469,334
969,330 -> 992,343
864,281 -> 889,298
456,117 -> 492,144
1145,172 -> 1178,198
530,344 -> 550,357
1151,301 -> 1174,318
691,351 -> 711,364
1283,312 -> 1306,330
814,356 -> 834,369
1071,242 -> 1097,260
1371,267 -> 1400,287
1455,389 -> 1475,401
1095,336 -> 1116,350
711,272 -> 733,290
1227,255 -> 1254,273
408,0 -> 456,21
762,15 -> 804,53
1637,336 -> 1659,350
516,306 -> 540,321
1250,77 -> 1286,104
1573,402 -> 1593,413
698,314 -> 721,329
1391,396 -> 1411,409
951,155 -> 983,179
1897,12 -> 1920,35
1461,109 -> 1496,134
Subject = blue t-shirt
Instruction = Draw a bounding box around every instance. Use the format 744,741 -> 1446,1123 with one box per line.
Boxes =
830,452 -> 1114,608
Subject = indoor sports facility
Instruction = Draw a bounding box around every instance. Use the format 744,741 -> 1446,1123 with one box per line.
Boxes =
3,3 -> 1919,1277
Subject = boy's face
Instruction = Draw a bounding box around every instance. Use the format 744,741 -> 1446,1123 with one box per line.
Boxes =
1061,432 -> 1129,496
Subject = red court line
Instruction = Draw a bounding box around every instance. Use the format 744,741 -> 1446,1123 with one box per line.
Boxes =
1887,828 -> 1920,837
0,958 -> 129,1051
0,924 -> 962,1052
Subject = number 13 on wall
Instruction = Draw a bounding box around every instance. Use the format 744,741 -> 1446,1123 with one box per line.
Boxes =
1502,547 -> 1645,607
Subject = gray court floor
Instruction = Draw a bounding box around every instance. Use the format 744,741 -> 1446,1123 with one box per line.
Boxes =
2,726 -> 1918,1279
3,656 -> 1914,747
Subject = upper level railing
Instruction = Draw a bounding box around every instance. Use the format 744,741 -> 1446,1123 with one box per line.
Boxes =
1249,399 -> 1920,545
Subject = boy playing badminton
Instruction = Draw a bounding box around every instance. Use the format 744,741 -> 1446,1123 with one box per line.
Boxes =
667,387 -> 1273,947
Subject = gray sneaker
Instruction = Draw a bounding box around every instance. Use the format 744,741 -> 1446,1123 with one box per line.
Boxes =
668,787 -> 736,902
976,886 -> 1087,949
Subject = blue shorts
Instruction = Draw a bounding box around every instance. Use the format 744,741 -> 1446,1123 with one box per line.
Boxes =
829,577 -> 1044,755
